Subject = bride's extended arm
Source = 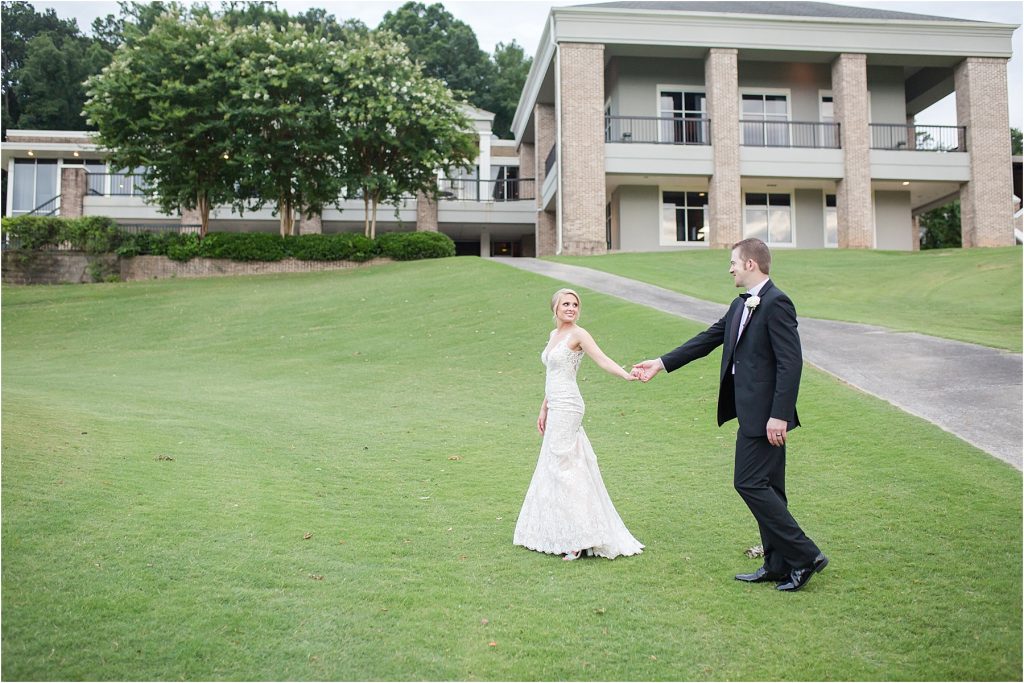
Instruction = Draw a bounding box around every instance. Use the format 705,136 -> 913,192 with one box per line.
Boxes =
537,397 -> 548,434
575,329 -> 635,380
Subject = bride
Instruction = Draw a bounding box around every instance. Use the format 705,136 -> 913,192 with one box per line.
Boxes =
513,288 -> 645,561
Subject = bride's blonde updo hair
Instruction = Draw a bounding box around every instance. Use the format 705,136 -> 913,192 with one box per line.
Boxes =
551,288 -> 581,324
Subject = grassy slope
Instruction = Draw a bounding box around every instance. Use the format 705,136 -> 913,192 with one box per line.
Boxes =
2,258 -> 1020,680
552,247 -> 1023,352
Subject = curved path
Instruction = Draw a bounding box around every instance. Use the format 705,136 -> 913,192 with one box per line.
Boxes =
494,257 -> 1023,470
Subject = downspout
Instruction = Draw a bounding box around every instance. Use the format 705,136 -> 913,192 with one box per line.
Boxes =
552,13 -> 563,255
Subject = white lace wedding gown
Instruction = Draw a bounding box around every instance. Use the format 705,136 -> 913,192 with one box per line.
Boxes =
513,338 -> 644,559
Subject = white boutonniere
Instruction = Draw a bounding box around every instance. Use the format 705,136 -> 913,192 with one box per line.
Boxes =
745,295 -> 760,312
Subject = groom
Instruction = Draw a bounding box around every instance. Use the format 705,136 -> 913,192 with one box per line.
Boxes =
633,237 -> 827,592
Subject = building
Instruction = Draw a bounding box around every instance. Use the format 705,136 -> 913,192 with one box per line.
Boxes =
512,1 -> 1019,254
1,106 -> 537,257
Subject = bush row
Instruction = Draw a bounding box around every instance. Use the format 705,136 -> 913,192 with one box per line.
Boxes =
1,216 -> 456,262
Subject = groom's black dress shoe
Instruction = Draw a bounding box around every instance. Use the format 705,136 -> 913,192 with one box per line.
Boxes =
776,553 -> 829,592
735,566 -> 787,583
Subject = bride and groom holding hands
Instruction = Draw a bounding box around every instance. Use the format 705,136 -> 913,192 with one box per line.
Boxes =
512,237 -> 828,593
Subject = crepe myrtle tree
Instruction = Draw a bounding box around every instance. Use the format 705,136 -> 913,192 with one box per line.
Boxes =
83,6 -> 235,237
335,30 -> 477,238
219,21 -> 349,236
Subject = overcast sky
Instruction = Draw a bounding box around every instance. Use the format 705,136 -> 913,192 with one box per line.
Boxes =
33,0 -> 1024,128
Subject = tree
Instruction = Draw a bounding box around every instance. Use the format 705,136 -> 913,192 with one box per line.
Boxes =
378,2 -> 490,101
335,30 -> 478,238
919,200 -> 961,250
83,8 -> 237,237
1,1 -> 91,133
218,19 -> 351,236
478,41 -> 532,139
1012,128 -> 1022,156
17,33 -> 111,130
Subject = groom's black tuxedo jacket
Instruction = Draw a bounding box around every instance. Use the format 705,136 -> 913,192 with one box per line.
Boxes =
660,279 -> 802,438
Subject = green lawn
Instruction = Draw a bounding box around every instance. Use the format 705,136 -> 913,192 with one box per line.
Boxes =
2,257 -> 1021,681
552,247 -> 1023,352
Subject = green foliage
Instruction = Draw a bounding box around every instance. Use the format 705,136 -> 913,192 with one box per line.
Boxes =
1012,128 -> 1022,156
478,41 -> 532,139
336,29 -> 478,238
115,230 -> 197,259
83,7 -> 239,235
286,233 -> 376,262
197,232 -> 287,262
1,215 -> 65,250
376,230 -> 455,260
16,32 -> 112,131
919,200 -> 962,250
1,214 -> 122,253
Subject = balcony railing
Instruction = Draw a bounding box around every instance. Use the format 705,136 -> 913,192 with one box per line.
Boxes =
605,116 -> 711,145
437,177 -> 536,202
87,172 -> 150,196
740,120 -> 841,149
870,124 -> 966,152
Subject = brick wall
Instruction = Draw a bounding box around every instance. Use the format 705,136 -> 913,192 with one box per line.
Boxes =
297,210 -> 323,235
706,48 -> 741,248
558,43 -> 606,255
955,57 -> 1014,247
832,53 -> 874,248
415,191 -> 439,231
2,252 -> 392,285
534,103 -> 557,256
60,167 -> 86,219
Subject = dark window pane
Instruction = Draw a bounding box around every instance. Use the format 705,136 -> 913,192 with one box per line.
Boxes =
686,208 -> 705,241
825,194 -> 836,207
746,193 -> 768,206
769,193 -> 791,206
663,191 -> 686,206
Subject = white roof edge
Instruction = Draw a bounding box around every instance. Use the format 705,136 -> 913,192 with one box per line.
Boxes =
512,10 -> 555,144
5,129 -> 96,138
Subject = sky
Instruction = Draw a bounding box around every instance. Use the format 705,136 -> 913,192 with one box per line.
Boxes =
32,0 -> 1024,128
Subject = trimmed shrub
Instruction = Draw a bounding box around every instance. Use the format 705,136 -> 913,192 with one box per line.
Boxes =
62,216 -> 123,254
198,232 -> 286,261
286,233 -> 376,262
2,215 -> 67,250
375,231 -> 455,261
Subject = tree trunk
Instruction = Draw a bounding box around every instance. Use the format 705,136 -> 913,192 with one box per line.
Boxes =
370,195 -> 378,240
197,193 -> 210,239
279,197 -> 295,237
363,195 -> 371,238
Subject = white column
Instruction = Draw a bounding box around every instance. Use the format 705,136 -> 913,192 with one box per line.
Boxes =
478,132 -> 492,201
480,229 -> 491,257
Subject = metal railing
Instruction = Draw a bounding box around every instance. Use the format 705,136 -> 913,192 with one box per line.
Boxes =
740,120 -> 841,148
869,124 -> 966,152
20,194 -> 62,217
86,172 -> 150,196
605,116 -> 711,145
437,177 -> 536,202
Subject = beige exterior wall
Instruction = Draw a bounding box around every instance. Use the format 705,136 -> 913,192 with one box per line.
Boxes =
955,57 -> 1014,247
559,43 -> 607,255
534,103 -> 557,256
832,53 -> 874,248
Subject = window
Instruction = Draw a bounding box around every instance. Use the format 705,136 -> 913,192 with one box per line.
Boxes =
819,92 -> 838,148
491,165 -> 520,201
742,93 -> 789,146
744,193 -> 793,245
659,89 -> 707,144
824,194 -> 838,247
661,191 -> 708,244
109,166 -> 148,196
11,158 -> 58,215
605,202 -> 612,249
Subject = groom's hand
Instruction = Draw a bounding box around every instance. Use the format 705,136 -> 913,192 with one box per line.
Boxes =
766,417 -> 788,447
632,359 -> 664,383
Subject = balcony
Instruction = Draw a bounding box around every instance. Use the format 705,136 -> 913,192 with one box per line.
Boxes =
869,124 -> 966,152
740,120 -> 841,149
436,177 -> 535,202
605,116 -> 711,145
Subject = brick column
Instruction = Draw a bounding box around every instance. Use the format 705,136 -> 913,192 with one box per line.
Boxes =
297,210 -> 323,235
955,57 -> 1013,247
705,48 -> 741,248
559,42 -> 606,255
180,206 -> 202,229
59,167 -> 86,218
415,192 -> 438,231
832,53 -> 873,248
911,215 -> 921,251
534,103 -> 557,256
519,142 -> 535,199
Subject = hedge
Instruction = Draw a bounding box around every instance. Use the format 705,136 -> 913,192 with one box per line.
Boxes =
2,216 -> 457,264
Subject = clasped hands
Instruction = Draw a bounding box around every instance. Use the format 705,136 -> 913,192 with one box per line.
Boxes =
629,359 -> 663,383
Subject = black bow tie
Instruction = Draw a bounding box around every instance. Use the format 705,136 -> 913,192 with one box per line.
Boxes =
740,293 -> 752,300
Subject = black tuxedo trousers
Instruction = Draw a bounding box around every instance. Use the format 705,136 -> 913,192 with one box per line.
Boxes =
661,280 -> 820,572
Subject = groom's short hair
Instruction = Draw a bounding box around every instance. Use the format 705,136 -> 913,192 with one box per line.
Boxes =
732,238 -> 771,275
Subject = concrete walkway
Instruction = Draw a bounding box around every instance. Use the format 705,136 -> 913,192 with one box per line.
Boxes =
493,257 -> 1023,470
